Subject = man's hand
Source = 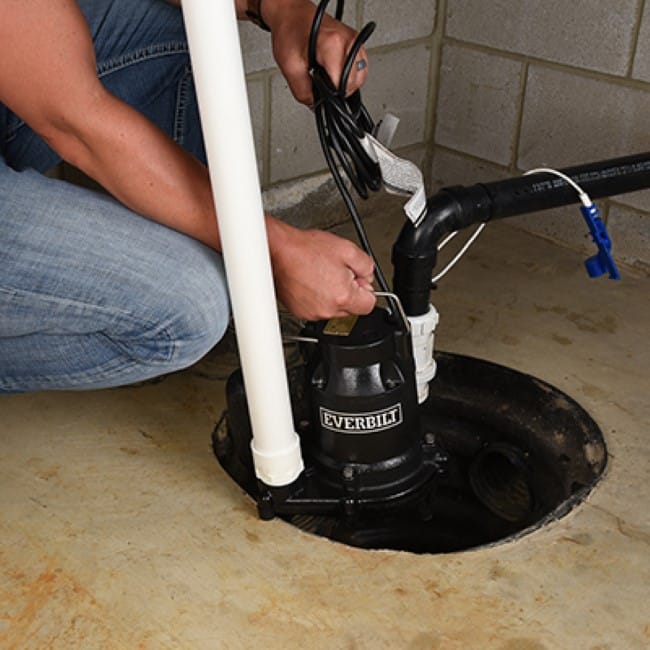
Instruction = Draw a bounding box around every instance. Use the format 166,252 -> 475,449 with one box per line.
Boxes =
242,0 -> 369,105
267,218 -> 376,321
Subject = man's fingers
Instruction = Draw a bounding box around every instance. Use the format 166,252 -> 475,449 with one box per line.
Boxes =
345,46 -> 369,96
346,282 -> 376,315
317,29 -> 369,94
355,276 -> 374,292
342,242 -> 375,282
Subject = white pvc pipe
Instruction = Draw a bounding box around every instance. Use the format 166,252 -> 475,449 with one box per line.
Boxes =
182,0 -> 303,486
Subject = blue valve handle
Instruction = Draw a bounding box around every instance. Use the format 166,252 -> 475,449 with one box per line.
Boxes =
580,204 -> 620,280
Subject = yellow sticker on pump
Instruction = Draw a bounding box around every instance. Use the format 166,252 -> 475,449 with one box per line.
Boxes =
323,315 -> 359,336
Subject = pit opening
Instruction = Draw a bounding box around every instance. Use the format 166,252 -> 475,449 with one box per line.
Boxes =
215,352 -> 607,554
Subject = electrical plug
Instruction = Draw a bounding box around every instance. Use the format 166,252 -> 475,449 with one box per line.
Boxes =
580,203 -> 621,280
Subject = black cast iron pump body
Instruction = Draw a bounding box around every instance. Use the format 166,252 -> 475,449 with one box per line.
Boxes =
301,308 -> 439,504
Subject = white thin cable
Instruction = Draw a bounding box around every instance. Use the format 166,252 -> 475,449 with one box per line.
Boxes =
431,167 -> 590,286
524,167 -> 593,207
431,223 -> 486,284
437,230 -> 459,250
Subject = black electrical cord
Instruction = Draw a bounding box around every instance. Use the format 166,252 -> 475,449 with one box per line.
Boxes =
308,0 -> 390,295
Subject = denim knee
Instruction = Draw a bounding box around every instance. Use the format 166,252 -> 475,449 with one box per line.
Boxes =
153,254 -> 230,372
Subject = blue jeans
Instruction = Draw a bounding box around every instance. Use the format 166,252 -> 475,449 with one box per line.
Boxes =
0,0 -> 229,393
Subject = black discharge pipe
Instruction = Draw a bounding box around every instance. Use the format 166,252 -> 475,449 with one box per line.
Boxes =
392,152 -> 650,316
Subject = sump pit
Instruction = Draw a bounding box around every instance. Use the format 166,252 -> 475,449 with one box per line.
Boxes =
215,351 -> 607,554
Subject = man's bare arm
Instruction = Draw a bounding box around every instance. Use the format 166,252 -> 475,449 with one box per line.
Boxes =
0,0 -> 221,251
0,0 -> 375,320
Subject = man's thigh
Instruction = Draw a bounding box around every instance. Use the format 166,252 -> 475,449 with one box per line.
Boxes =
0,162 -> 227,341
0,161 -> 229,391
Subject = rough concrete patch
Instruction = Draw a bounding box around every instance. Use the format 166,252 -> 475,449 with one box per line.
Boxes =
263,172 -> 409,234
263,174 -> 351,229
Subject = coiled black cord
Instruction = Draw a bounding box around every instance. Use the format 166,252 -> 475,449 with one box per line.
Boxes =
309,0 -> 390,294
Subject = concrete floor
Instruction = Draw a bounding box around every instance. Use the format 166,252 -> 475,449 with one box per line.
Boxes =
1,209 -> 648,649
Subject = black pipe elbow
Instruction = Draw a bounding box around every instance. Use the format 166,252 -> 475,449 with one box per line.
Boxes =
392,185 -> 491,316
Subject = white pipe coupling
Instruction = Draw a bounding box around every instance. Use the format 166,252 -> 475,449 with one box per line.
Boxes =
408,304 -> 439,403
251,434 -> 304,488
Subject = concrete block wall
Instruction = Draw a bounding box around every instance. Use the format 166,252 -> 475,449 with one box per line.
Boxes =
244,0 -> 650,274
429,0 -> 650,273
